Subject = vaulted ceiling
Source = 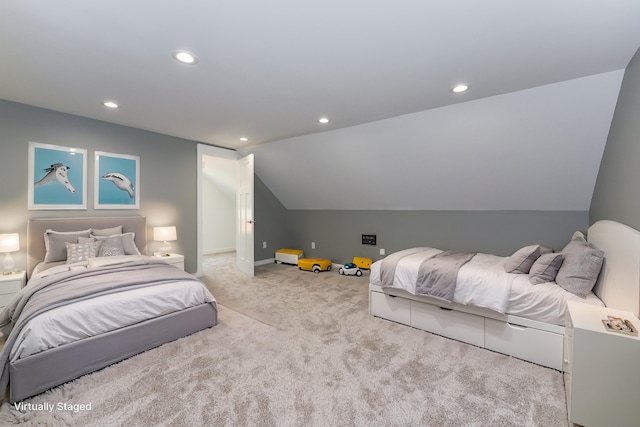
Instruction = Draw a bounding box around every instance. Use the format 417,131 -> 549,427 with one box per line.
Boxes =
2,1 -> 640,210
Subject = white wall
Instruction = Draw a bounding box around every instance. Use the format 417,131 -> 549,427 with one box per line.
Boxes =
202,155 -> 237,254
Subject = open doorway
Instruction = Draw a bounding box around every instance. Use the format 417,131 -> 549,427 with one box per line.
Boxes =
196,144 -> 254,277
202,155 -> 237,255
196,144 -> 239,276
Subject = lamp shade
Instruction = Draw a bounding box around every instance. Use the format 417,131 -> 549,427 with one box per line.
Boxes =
0,234 -> 19,253
153,226 -> 177,242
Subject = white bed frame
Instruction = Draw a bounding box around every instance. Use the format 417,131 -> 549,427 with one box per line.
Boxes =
369,220 -> 640,371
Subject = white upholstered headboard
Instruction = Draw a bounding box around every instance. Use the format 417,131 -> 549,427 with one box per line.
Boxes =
588,220 -> 640,318
26,217 -> 147,279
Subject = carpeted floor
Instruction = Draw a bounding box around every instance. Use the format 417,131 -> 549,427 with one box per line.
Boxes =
0,253 -> 569,426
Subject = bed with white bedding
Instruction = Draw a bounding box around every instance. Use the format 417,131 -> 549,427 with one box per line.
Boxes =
369,220 -> 638,371
0,217 -> 218,403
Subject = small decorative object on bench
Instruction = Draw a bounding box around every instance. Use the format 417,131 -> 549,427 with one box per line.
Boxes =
602,316 -> 638,336
275,248 -> 303,265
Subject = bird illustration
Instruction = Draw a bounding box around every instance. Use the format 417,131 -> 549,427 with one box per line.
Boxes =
101,172 -> 135,198
35,163 -> 76,193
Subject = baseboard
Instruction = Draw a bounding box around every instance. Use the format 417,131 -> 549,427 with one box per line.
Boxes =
255,258 -> 275,266
203,248 -> 235,255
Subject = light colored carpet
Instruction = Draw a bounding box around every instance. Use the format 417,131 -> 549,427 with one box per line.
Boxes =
0,253 -> 569,426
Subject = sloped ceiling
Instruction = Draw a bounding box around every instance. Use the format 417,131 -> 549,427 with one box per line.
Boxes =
243,71 -> 624,210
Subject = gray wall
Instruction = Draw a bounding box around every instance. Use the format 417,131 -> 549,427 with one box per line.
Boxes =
590,47 -> 640,228
0,100 -> 201,273
254,175 -> 290,261
287,210 -> 588,265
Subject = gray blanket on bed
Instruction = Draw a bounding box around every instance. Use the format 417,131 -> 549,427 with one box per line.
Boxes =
379,247 -> 434,288
416,250 -> 476,303
0,258 -> 205,395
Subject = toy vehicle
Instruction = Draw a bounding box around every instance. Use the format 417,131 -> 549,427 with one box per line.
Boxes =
339,263 -> 363,276
298,258 -> 332,273
352,257 -> 372,269
275,248 -> 303,265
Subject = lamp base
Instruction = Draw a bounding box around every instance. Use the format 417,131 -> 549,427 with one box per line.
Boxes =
3,252 -> 15,275
158,244 -> 172,256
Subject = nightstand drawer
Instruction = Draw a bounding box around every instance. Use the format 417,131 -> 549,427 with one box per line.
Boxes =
0,280 -> 23,294
155,254 -> 185,271
0,272 -> 25,308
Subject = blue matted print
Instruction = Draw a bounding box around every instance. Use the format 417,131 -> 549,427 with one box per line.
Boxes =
95,151 -> 140,209
28,142 -> 87,210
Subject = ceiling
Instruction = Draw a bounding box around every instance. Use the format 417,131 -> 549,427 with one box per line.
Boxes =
2,1 -> 640,150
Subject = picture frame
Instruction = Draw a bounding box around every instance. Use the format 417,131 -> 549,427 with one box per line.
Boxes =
602,316 -> 638,337
94,151 -> 140,209
28,142 -> 87,210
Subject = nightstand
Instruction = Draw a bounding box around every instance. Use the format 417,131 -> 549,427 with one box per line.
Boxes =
155,253 -> 184,271
0,271 -> 26,309
564,300 -> 640,427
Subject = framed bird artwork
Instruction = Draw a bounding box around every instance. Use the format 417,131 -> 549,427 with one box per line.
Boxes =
28,142 -> 87,210
94,151 -> 140,209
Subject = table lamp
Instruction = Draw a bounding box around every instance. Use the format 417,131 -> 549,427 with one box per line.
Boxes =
0,233 -> 20,274
153,226 -> 177,256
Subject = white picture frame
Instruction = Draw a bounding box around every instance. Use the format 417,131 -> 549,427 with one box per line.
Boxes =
94,151 -> 140,209
28,142 -> 87,210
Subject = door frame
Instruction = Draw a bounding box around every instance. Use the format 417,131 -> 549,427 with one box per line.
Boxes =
196,144 -> 240,276
236,153 -> 255,276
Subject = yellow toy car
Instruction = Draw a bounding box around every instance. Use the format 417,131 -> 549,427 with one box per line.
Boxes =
298,258 -> 332,273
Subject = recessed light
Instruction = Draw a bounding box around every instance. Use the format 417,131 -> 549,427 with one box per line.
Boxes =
240,137 -> 248,142
451,84 -> 469,93
318,117 -> 330,124
172,50 -> 198,65
103,101 -> 119,109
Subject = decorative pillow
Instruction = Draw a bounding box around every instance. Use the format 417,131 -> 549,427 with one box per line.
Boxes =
120,232 -> 141,255
93,232 -> 141,255
96,235 -> 126,257
504,245 -> 552,274
44,229 -> 92,263
65,241 -> 102,264
556,239 -> 604,298
91,226 -> 123,237
529,253 -> 564,285
77,236 -> 96,243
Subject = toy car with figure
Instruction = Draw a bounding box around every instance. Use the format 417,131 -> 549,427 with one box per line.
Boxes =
339,263 -> 363,276
298,258 -> 332,273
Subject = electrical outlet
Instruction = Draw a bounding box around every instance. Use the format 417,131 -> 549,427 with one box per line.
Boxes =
263,241 -> 267,249
380,248 -> 385,255
311,242 -> 316,249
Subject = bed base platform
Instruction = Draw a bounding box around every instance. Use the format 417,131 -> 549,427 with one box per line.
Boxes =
369,284 -> 564,370
9,302 -> 217,403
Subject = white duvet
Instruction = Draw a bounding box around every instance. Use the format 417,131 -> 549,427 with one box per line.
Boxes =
370,248 -> 604,325
11,256 -> 216,362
